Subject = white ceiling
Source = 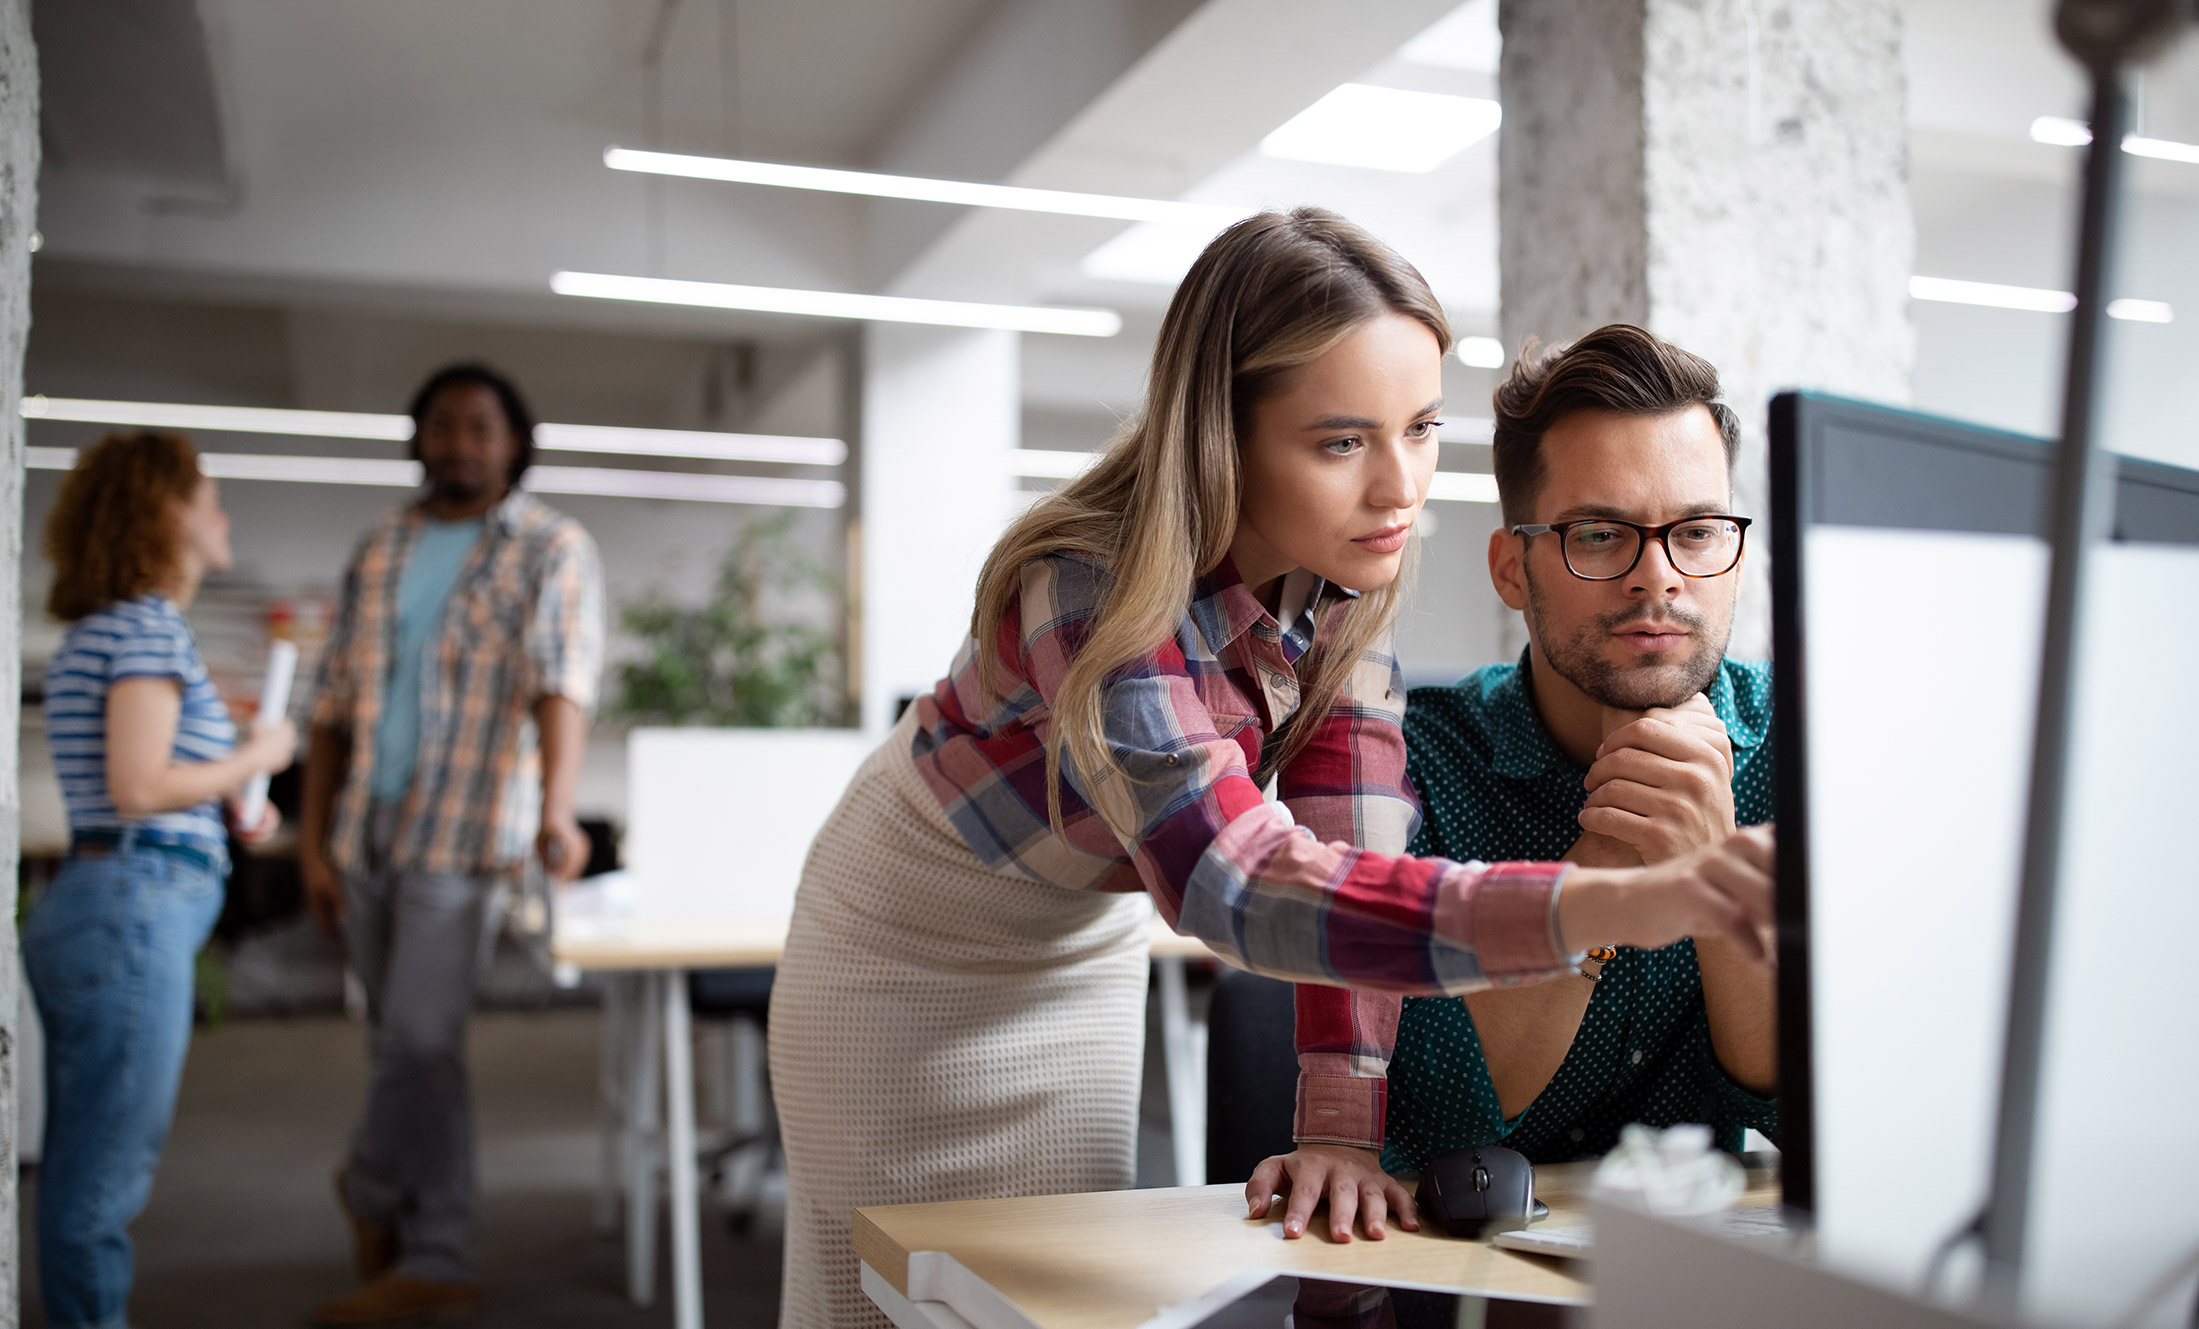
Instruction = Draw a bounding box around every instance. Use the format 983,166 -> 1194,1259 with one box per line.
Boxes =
27,0 -> 2199,454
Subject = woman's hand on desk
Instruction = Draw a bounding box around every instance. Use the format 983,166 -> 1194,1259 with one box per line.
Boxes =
1246,1144 -> 1418,1242
1559,826 -> 1776,964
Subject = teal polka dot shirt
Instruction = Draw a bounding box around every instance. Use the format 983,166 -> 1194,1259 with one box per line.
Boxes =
1380,653 -> 1780,1172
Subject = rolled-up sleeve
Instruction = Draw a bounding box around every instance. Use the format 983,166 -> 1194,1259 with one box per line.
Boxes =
1017,563 -> 1573,996
525,525 -> 606,712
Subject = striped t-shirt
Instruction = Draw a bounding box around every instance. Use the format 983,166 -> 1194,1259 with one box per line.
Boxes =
46,594 -> 236,847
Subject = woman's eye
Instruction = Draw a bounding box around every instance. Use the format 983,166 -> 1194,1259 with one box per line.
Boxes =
1408,419 -> 1442,438
1323,437 -> 1362,456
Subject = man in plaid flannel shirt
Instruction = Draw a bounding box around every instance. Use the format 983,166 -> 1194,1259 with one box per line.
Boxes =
299,364 -> 603,1322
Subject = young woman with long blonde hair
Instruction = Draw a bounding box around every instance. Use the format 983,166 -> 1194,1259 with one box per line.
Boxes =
769,209 -> 1774,1328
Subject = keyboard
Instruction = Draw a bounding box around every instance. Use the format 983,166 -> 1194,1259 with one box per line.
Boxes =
1489,1204 -> 1790,1260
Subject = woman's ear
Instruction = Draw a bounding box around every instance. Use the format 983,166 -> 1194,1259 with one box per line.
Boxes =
1488,525 -> 1529,612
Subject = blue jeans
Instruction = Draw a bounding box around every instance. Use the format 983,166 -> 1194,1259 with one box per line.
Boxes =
24,837 -> 224,1329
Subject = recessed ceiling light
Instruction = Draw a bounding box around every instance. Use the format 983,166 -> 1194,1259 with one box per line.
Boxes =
1080,220 -> 1229,286
18,395 -> 845,464
1456,336 -> 1505,369
1425,471 -> 1499,504
1910,275 -> 2171,322
604,147 -> 1235,227
551,271 -> 1121,337
2029,115 -> 2199,165
1261,85 -> 1502,172
1006,450 -> 1101,479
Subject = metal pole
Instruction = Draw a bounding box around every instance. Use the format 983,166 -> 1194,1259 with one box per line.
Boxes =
1980,62 -> 2130,1289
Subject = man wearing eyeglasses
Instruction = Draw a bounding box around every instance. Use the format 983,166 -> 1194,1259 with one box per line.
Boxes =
1250,324 -> 1777,1243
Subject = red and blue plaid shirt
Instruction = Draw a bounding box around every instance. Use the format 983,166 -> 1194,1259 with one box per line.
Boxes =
908,552 -> 1573,1014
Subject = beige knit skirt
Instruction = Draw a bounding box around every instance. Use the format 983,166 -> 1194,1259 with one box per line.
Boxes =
768,713 -> 1153,1329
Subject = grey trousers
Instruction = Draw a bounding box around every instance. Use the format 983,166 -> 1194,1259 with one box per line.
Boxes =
340,800 -> 493,1283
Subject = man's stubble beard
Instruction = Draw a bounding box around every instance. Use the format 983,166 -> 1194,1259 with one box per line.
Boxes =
1523,562 -> 1732,710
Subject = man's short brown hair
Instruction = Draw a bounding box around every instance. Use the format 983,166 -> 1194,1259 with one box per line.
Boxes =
1489,323 -> 1741,524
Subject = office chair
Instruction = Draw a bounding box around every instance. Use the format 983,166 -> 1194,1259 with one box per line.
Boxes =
688,966 -> 781,1237
1203,969 -> 1300,1185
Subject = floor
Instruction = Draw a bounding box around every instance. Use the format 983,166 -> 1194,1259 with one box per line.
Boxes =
20,985 -> 1196,1328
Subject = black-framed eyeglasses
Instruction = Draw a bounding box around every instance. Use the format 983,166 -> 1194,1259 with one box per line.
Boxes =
1509,515 -> 1752,581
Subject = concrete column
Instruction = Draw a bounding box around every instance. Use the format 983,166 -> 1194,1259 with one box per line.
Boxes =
857,325 -> 1018,736
0,0 -> 33,1316
1499,0 -> 1915,656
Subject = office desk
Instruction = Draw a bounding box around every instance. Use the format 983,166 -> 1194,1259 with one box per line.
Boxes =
855,1164 -> 1783,1329
554,903 -> 1220,1329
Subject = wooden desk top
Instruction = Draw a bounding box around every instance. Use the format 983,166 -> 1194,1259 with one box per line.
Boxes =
552,908 -> 1218,973
551,917 -> 794,971
855,1164 -> 1781,1329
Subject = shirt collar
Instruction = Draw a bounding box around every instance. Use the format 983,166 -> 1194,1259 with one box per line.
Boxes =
1192,556 -> 1349,662
1486,652 -> 1569,779
1705,659 -> 1766,750
404,488 -> 530,535
1486,650 -> 1762,780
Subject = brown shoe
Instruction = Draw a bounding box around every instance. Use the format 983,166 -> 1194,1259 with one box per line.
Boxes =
310,1273 -> 482,1324
333,1168 -> 397,1281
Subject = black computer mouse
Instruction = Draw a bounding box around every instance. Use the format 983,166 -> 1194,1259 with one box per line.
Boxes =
1415,1145 -> 1537,1239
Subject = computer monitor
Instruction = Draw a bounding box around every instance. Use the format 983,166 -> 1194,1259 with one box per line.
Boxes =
1769,392 -> 2199,1311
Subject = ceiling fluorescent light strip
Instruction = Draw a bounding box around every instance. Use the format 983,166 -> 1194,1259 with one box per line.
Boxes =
2030,116 -> 2199,165
20,395 -> 844,465
1425,471 -> 1499,504
535,423 -> 843,465
1261,85 -> 1503,173
1909,276 -> 2172,322
526,466 -> 844,507
605,147 -> 1235,227
1441,418 -> 1496,445
552,271 -> 1121,338
22,396 -> 414,441
27,448 -> 845,508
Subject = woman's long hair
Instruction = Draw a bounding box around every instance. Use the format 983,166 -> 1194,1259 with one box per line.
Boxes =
972,207 -> 1452,833
45,430 -> 204,622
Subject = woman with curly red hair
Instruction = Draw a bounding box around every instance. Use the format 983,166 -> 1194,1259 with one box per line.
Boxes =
29,430 -> 296,1329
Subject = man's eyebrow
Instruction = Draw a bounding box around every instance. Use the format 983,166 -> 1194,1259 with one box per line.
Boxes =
1552,500 -> 1731,522
1299,399 -> 1446,432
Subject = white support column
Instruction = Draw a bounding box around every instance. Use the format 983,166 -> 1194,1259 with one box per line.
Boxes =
1498,0 -> 1915,657
858,325 -> 1020,736
0,1 -> 35,1315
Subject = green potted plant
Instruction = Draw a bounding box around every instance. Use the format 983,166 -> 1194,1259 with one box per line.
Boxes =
613,514 -> 854,728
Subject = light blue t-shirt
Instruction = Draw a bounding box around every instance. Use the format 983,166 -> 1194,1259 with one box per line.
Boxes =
46,594 -> 237,847
371,519 -> 484,800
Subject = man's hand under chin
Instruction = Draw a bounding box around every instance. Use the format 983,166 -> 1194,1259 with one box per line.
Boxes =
1580,692 -> 1736,864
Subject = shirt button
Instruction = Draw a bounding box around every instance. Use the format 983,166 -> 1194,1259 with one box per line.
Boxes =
1630,1050 -> 1643,1064
1569,1128 -> 1585,1143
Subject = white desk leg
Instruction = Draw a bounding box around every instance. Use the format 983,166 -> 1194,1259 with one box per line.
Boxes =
1155,955 -> 1206,1187
663,968 -> 704,1329
595,975 -> 629,1235
627,973 -> 663,1307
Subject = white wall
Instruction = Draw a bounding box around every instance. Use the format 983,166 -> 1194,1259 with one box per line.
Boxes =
859,324 -> 1019,733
